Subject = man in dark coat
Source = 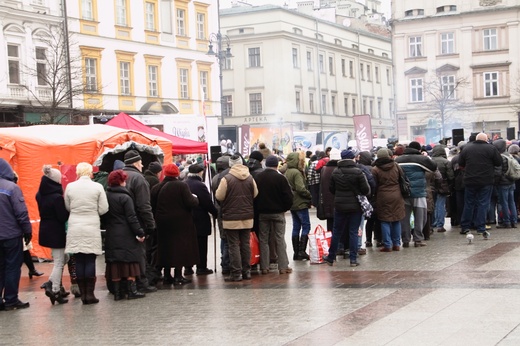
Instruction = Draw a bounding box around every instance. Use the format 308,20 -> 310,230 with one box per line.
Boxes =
255,155 -> 294,274
459,133 -> 502,237
431,145 -> 454,233
211,154 -> 231,275
144,161 -> 162,190
122,150 -> 157,292
185,164 -> 218,275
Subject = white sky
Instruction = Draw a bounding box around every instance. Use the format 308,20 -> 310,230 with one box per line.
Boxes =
219,0 -> 391,17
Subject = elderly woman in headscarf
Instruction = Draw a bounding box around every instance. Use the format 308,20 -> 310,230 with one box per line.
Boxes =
151,164 -> 199,286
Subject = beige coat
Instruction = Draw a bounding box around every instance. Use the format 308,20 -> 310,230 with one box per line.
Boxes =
64,176 -> 109,255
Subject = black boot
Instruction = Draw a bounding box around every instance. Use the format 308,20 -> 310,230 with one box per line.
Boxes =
76,278 -> 87,304
113,281 -> 124,301
126,280 -> 146,299
292,236 -> 301,260
84,277 -> 99,305
52,291 -> 68,305
40,281 -> 53,302
60,285 -> 70,297
298,235 -> 310,261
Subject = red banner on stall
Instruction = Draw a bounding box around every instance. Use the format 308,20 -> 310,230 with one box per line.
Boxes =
353,114 -> 373,152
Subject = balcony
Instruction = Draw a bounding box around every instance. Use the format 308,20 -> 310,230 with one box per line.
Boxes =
9,86 -> 27,99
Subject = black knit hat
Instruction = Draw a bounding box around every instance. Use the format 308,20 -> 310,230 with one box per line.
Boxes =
124,150 -> 142,164
148,161 -> 162,174
188,164 -> 204,174
249,150 -> 264,162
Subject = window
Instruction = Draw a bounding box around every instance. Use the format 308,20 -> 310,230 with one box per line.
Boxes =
116,0 -> 128,26
368,49 -> 374,54
349,60 -> 354,77
248,47 -> 261,67
450,5 -> 457,11
352,98 -> 356,115
360,63 -> 364,80
328,56 -> 334,75
250,93 -> 262,114
177,9 -> 186,36
307,51 -> 312,71
441,32 -> 454,54
367,65 -> 371,81
331,95 -> 336,115
82,0 -> 94,20
319,54 -> 324,73
344,97 -> 348,116
119,61 -> 131,95
197,13 -> 205,39
363,99 -> 367,113
145,2 -> 156,31
484,72 -> 498,97
369,100 -> 373,115
405,10 -> 413,17
409,36 -> 422,57
85,58 -> 97,92
389,100 -> 394,118
36,47 -> 47,86
148,65 -> 158,97
483,28 -> 497,51
223,56 -> 232,70
321,94 -> 326,114
386,68 -> 391,85
292,48 -> 299,68
200,71 -> 208,100
441,75 -> 456,99
179,68 -> 189,99
341,59 -> 346,76
295,91 -> 301,112
417,9 -> 424,15
377,100 -> 382,118
382,52 -> 389,58
375,66 -> 379,83
309,93 -> 314,113
410,78 -> 423,102
436,6 -> 445,13
222,95 -> 233,117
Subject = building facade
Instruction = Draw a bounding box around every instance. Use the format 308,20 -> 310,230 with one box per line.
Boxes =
219,4 -> 395,140
392,0 -> 520,143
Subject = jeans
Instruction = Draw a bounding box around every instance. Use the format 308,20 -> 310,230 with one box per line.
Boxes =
461,185 -> 493,233
291,209 -> 311,238
225,229 -> 251,276
497,184 -> 517,226
381,221 -> 402,248
259,213 -> 289,271
433,194 -> 447,228
0,237 -> 23,306
75,253 -> 97,278
327,210 -> 362,263
50,248 -> 69,293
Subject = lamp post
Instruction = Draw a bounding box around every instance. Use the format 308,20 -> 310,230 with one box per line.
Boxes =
207,32 -> 232,126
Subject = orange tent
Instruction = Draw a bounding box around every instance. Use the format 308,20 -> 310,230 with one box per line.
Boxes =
0,124 -> 172,260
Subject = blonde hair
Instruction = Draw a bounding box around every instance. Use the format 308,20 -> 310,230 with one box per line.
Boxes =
76,162 -> 93,177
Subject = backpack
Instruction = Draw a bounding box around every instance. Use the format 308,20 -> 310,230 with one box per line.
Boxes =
501,154 -> 520,180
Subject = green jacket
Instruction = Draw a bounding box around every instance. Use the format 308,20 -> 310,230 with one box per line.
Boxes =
284,152 -> 311,210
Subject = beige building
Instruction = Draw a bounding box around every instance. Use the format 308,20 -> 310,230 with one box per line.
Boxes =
392,0 -> 520,143
218,4 -> 395,140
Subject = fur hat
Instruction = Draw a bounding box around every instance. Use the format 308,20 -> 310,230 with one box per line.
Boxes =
113,160 -> 125,170
408,141 -> 422,151
265,155 -> 279,168
329,148 -> 341,161
229,154 -> 243,167
163,163 -> 180,177
43,165 -> 61,184
108,170 -> 127,187
376,148 -> 391,159
188,164 -> 204,174
249,150 -> 264,162
124,150 -> 142,164
341,149 -> 355,160
147,161 -> 162,174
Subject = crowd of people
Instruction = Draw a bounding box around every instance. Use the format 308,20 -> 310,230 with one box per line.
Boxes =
0,132 -> 517,310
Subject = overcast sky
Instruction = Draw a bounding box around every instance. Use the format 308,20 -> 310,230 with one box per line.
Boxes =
219,0 -> 391,17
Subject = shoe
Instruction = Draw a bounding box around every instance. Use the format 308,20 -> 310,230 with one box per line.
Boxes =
480,231 -> 490,239
261,269 -> 270,275
269,263 -> 278,270
358,248 -> 367,255
184,267 -> 194,275
40,281 -> 53,299
28,270 -> 44,279
83,277 -> 99,305
196,268 -> 214,275
512,224 -> 517,228
173,277 -> 192,286
437,227 -> 447,233
4,300 -> 30,311
350,262 -> 360,267
224,275 -> 242,282
380,247 -> 392,252
496,224 -> 511,229
376,242 -> 384,247
221,269 -> 231,275
402,242 -> 410,248
113,281 -> 124,301
392,246 -> 400,251
60,286 -> 70,297
414,241 -> 427,247
242,271 -> 252,280
365,242 -> 373,247
486,225 -> 492,230
460,229 -> 470,235
322,255 -> 333,266
0,303 -> 4,311
51,291 -> 68,305
279,267 -> 293,274
126,280 -> 146,299
139,285 -> 157,293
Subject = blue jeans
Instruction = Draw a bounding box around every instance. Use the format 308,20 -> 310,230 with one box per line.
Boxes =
461,185 -> 493,233
381,221 -> 401,248
327,210 -> 362,263
497,184 -> 517,225
291,209 -> 311,238
0,236 -> 23,306
433,194 -> 447,228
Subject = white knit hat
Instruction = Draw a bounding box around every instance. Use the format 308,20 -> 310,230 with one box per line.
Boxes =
43,165 -> 61,184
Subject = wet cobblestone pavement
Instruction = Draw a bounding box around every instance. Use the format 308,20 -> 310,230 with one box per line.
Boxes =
2,209 -> 520,345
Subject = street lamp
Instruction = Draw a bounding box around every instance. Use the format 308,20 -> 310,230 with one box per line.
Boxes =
207,32 -> 232,125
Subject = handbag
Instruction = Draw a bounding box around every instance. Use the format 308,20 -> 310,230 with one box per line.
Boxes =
357,194 -> 373,218
250,231 -> 260,265
397,164 -> 411,197
308,224 -> 332,264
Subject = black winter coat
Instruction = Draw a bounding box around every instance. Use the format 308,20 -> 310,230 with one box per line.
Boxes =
318,160 -> 338,220
123,165 -> 155,232
459,140 -> 502,186
330,159 -> 370,213
185,175 -> 218,237
254,168 -> 293,214
103,186 -> 145,263
36,176 -> 69,249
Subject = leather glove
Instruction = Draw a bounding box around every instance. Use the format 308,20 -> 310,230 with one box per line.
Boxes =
23,233 -> 32,246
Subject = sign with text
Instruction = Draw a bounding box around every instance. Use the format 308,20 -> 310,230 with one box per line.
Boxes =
353,114 -> 373,152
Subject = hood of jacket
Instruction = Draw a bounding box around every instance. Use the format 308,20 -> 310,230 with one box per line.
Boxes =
493,139 -> 507,153
0,159 -> 15,181
403,147 -> 422,155
38,175 -> 64,195
357,151 -> 373,166
286,152 -> 301,169
374,157 -> 395,171
247,158 -> 262,171
229,164 -> 251,180
431,145 -> 447,158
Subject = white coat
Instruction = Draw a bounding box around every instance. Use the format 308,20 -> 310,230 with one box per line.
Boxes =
64,176 -> 109,255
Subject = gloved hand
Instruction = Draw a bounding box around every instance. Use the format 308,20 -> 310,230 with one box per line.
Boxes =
23,233 -> 32,246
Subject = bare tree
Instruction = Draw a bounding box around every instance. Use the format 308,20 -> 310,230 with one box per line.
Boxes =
21,24 -> 85,124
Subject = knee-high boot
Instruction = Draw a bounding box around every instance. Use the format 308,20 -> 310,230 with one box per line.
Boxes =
298,235 -> 310,260
76,278 -> 87,304
113,281 -> 123,301
84,277 -> 99,304
291,236 -> 301,260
